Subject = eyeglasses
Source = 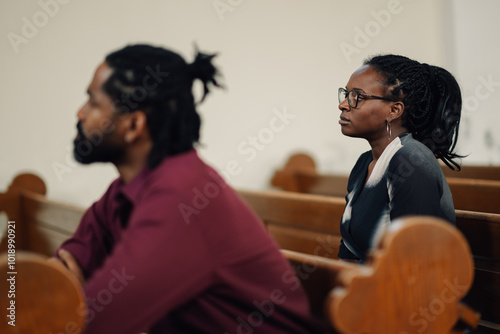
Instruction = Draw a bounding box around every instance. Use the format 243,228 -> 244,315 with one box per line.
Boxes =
338,87 -> 398,109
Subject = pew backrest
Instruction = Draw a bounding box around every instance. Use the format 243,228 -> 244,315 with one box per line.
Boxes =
0,185 -> 84,257
270,152 -> 348,197
455,209 -> 500,326
442,165 -> 500,180
239,190 -> 344,258
448,178 -> 500,214
272,153 -> 500,214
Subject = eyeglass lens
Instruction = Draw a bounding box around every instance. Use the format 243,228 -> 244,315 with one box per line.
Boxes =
338,89 -> 358,108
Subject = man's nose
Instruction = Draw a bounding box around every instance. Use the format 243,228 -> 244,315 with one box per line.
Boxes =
77,103 -> 87,121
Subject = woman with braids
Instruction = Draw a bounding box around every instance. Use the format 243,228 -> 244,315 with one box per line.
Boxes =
53,44 -> 323,334
337,54 -> 462,262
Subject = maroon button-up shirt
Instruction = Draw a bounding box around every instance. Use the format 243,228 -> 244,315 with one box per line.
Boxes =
58,150 -> 323,334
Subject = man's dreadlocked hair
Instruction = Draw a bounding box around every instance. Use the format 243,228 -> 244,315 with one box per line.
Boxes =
103,44 -> 221,168
364,55 -> 463,170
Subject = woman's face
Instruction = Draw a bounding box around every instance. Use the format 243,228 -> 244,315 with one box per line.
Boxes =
338,65 -> 394,141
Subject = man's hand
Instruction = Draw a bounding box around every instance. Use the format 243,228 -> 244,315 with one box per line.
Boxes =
48,249 -> 85,285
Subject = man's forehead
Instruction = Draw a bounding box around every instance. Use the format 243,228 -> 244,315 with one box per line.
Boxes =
87,62 -> 113,93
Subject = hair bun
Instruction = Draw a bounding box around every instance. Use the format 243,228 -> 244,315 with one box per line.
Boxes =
188,48 -> 222,102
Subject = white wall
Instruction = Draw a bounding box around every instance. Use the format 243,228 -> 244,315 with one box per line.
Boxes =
0,0 -> 498,207
448,0 -> 500,164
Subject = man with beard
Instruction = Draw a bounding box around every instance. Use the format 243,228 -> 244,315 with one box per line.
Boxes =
54,44 -> 323,334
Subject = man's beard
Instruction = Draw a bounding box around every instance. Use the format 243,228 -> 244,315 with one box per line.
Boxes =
73,122 -> 124,165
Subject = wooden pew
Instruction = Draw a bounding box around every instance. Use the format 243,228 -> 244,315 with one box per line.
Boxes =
0,252 -> 86,334
271,153 -> 500,214
270,153 -> 349,197
239,190 -> 500,332
282,216 -> 479,333
0,174 -> 84,257
0,174 -> 480,333
272,152 -> 500,182
239,190 -> 344,257
455,210 -> 500,331
0,173 -> 494,332
0,219 -> 479,334
442,165 -> 500,181
448,178 -> 500,214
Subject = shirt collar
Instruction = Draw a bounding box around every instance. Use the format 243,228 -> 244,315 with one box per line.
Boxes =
117,166 -> 151,205
116,149 -> 198,204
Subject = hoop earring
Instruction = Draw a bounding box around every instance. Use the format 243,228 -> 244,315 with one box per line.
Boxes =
386,120 -> 392,141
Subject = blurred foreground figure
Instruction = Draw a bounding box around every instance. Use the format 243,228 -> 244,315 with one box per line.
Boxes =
56,44 -> 323,334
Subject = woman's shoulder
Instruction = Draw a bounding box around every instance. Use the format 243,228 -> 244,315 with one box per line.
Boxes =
395,134 -> 439,160
389,133 -> 443,177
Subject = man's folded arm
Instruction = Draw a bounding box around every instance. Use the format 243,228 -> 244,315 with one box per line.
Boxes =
57,200 -> 113,280
81,192 -> 213,334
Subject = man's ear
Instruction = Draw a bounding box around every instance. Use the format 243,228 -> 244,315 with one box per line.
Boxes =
388,101 -> 405,122
124,111 -> 149,143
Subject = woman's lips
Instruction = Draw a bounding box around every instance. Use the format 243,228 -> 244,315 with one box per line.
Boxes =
339,115 -> 350,125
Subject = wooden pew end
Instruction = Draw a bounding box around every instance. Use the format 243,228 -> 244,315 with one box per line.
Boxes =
286,216 -> 478,334
0,251 -> 86,334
